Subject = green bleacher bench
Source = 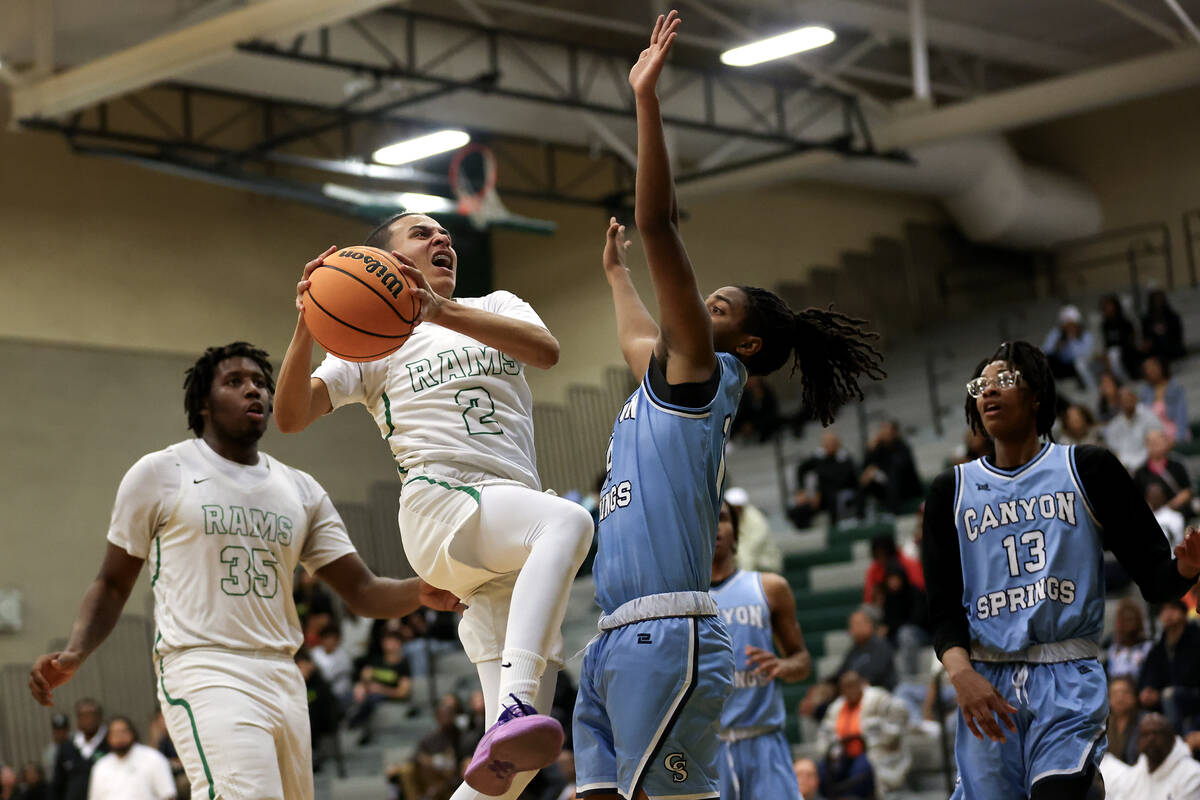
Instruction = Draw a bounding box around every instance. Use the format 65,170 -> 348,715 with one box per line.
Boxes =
830,520 -> 897,544
797,586 -> 863,609
783,543 -> 854,571
795,603 -> 860,635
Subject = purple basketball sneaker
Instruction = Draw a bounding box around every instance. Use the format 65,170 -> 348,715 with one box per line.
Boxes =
464,694 -> 564,795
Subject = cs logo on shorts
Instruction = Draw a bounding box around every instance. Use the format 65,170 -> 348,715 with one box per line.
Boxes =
664,753 -> 688,783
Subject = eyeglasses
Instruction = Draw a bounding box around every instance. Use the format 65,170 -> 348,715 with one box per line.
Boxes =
966,369 -> 1022,398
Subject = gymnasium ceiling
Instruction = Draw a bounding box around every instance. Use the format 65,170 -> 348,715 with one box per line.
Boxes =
2,0 -> 1199,214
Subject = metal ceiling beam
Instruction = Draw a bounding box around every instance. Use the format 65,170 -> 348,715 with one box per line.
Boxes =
772,0 -> 1095,73
11,0 -> 406,121
32,0 -> 55,78
676,43 -> 1200,198
1162,0 -> 1200,44
1094,0 -> 1183,45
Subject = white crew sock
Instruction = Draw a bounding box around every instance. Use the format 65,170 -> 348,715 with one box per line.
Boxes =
497,647 -> 547,712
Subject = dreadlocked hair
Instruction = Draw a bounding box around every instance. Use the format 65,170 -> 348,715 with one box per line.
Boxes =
364,211 -> 426,250
183,342 -> 276,436
964,340 -> 1057,439
738,287 -> 885,426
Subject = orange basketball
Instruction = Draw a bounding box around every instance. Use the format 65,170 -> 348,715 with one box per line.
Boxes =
303,246 -> 419,362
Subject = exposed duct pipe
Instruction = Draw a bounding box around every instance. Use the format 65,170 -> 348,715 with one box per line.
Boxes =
806,135 -> 1102,248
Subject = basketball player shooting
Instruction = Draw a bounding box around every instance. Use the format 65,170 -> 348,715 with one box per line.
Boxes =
276,214 -> 595,798
710,500 -> 811,800
922,341 -> 1200,800
27,342 -> 463,800
572,12 -> 883,800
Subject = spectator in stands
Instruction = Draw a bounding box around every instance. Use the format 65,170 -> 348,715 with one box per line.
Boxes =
1148,483 -> 1187,551
818,671 -> 909,796
404,608 -> 464,679
859,421 -> 922,516
1097,371 -> 1123,424
1058,403 -> 1103,446
1135,429 -> 1194,514
863,534 -> 924,604
733,374 -> 782,442
788,432 -> 860,529
799,607 -> 898,723
1100,294 -> 1142,382
1105,598 -> 1155,682
41,714 -> 68,780
295,649 -> 341,772
15,763 -> 47,800
86,716 -> 175,800
1140,356 -> 1191,443
724,487 -> 781,572
1139,600 -> 1200,736
463,689 -> 488,752
55,699 -> 108,800
793,757 -> 823,800
1100,713 -> 1200,799
312,623 -> 355,710
878,560 -> 931,677
1141,289 -> 1186,364
1106,387 -> 1163,471
0,766 -> 15,800
339,610 -> 373,671
1043,304 -> 1097,392
349,629 -> 412,744
1108,676 -> 1146,766
412,694 -> 469,800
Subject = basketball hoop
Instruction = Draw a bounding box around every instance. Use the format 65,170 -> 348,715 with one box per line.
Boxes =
450,143 -> 502,230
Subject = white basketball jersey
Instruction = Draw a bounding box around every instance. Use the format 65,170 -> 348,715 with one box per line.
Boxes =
107,439 -> 357,656
313,291 -> 543,489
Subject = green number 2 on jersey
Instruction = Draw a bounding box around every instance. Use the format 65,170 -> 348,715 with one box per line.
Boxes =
220,546 -> 279,598
455,386 -> 504,436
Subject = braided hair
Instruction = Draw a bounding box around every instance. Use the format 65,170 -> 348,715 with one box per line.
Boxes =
738,287 -> 885,426
364,211 -> 426,250
963,341 -> 1057,438
183,342 -> 275,436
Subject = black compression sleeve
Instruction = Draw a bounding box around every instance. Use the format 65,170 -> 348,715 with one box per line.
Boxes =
646,351 -> 720,409
921,469 -> 970,659
1074,445 -> 1197,602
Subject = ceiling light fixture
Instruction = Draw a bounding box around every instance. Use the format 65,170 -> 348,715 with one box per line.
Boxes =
720,26 -> 836,66
372,130 -> 471,165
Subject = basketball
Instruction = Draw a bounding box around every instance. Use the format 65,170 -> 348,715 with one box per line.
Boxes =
303,246 -> 420,362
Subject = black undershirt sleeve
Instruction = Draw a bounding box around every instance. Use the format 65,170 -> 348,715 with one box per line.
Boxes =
1074,445 -> 1197,602
646,352 -> 721,410
921,469 -> 971,660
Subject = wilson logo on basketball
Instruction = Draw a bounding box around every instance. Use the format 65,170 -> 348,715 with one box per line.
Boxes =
336,248 -> 407,299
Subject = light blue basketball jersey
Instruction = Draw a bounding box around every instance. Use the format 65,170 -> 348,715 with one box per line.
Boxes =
594,352 -> 746,614
953,443 -> 1105,653
711,570 -> 785,732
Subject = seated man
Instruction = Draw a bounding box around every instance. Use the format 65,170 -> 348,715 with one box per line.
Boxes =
1148,483 -> 1187,550
817,672 -> 910,797
1134,429 -> 1194,515
788,432 -> 860,529
348,630 -> 413,744
793,757 -> 823,800
1138,600 -> 1200,737
1043,304 -> 1097,392
1100,713 -> 1200,799
859,421 -> 922,516
1106,387 -> 1163,471
799,608 -> 898,721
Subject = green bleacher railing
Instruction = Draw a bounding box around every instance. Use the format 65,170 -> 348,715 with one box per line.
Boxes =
1184,209 -> 1200,289
1052,222 -> 1173,312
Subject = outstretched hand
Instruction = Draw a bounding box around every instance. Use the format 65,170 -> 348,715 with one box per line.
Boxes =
29,651 -> 83,707
629,10 -> 681,97
949,666 -> 1018,742
1176,526 -> 1200,579
603,217 -> 632,276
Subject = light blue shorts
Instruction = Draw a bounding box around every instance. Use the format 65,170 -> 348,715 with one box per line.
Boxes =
718,730 -> 801,800
951,659 -> 1107,800
574,615 -> 732,799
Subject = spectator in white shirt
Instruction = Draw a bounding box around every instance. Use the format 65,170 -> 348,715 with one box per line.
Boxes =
312,624 -> 356,709
725,487 -> 782,573
1148,483 -> 1187,551
1105,387 -> 1164,471
1100,713 -> 1200,800
87,717 -> 176,800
